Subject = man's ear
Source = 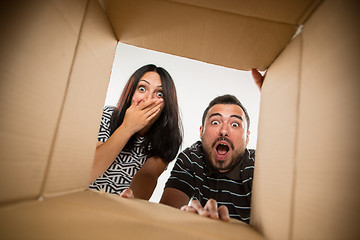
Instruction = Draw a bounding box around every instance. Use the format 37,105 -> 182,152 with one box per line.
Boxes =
246,130 -> 250,145
200,126 -> 203,138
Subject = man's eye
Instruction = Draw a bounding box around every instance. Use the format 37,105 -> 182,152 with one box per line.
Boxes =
231,122 -> 239,127
157,92 -> 163,98
138,86 -> 146,92
211,120 -> 219,125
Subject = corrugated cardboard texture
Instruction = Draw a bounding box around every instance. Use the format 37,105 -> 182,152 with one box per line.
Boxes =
293,0 -> 360,238
0,190 -> 264,240
1,0 -> 359,239
169,0 -> 320,24
251,35 -> 301,240
102,0 -> 321,71
252,0 -> 360,239
0,0 -> 88,203
42,0 -> 117,197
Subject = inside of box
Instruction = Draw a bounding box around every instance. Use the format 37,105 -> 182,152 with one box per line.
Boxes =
0,0 -> 359,239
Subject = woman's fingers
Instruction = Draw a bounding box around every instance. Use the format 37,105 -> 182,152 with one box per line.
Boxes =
137,98 -> 163,111
120,188 -> 134,199
138,98 -> 163,121
123,98 -> 163,133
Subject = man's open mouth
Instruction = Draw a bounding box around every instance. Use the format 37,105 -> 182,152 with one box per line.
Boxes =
216,143 -> 230,155
214,141 -> 231,161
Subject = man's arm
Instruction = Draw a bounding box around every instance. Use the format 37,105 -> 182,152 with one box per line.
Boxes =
160,187 -> 190,209
251,69 -> 264,90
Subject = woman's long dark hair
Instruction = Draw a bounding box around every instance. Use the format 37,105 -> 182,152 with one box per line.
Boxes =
109,64 -> 182,164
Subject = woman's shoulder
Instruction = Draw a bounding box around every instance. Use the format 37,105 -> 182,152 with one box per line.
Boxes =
103,105 -> 115,113
102,106 -> 116,119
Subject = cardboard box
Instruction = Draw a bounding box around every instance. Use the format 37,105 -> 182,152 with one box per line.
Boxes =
0,0 -> 359,239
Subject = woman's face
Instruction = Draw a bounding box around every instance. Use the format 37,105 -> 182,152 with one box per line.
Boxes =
132,71 -> 165,124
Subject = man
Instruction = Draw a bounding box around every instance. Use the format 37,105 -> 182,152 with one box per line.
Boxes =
159,94 -> 255,223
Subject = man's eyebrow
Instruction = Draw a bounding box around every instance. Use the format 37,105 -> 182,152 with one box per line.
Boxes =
231,115 -> 243,121
208,113 -> 222,119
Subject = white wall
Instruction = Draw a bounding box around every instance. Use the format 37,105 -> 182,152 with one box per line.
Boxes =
105,43 -> 261,202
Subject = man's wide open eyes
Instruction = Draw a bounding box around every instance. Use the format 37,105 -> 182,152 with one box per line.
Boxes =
211,120 -> 219,125
231,122 -> 239,127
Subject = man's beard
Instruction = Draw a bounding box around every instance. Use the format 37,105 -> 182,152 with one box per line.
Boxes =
202,137 -> 246,172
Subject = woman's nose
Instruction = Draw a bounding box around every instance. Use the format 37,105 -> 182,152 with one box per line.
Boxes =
143,92 -> 151,101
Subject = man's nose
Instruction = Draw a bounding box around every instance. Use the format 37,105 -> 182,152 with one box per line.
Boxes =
219,125 -> 229,137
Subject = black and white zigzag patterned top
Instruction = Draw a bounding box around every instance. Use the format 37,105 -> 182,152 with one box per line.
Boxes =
89,106 -> 147,195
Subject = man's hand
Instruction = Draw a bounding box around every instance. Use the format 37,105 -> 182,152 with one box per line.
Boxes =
251,69 -> 264,90
120,188 -> 134,199
180,199 -> 230,221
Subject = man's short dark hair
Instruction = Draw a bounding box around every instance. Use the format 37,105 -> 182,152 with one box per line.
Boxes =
201,94 -> 250,131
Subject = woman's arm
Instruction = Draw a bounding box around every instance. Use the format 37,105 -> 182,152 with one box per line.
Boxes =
130,157 -> 167,200
90,99 -> 163,183
90,124 -> 134,182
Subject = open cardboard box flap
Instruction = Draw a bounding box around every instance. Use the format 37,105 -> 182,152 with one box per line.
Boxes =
0,0 -> 359,239
102,0 -> 321,71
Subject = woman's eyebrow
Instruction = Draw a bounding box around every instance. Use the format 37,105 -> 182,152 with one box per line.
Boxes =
139,79 -> 162,88
139,79 -> 150,85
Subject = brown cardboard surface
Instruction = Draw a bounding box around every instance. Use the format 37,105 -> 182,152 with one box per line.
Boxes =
1,0 -> 359,239
0,190 -> 264,240
169,0 -> 322,25
0,0 -> 87,203
251,35 -> 301,240
42,0 -> 117,197
103,0 -> 301,71
293,0 -> 360,239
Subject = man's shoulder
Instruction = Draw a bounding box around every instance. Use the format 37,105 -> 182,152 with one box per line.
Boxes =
178,141 -> 205,163
243,148 -> 255,166
247,149 -> 255,159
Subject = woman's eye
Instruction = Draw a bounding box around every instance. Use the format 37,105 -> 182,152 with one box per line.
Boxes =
138,86 -> 146,92
231,122 -> 239,127
157,92 -> 163,98
211,120 -> 219,125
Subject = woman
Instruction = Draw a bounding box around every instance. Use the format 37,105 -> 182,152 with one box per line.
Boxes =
89,64 -> 182,200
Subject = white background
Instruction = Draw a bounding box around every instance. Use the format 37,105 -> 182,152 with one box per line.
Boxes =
104,43 -> 261,202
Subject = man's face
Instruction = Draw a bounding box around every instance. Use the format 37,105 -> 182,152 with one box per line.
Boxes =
200,104 -> 249,173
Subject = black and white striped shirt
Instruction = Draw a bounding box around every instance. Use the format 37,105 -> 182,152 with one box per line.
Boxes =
89,106 -> 148,195
165,141 -> 255,223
